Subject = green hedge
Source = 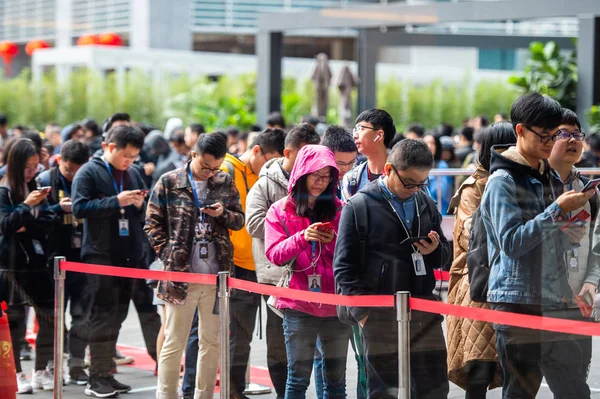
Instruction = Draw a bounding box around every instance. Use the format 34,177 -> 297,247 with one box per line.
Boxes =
0,68 -> 519,132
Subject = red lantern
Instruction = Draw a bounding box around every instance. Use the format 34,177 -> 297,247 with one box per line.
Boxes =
25,40 -> 50,56
76,34 -> 98,46
0,41 -> 18,77
97,33 -> 123,47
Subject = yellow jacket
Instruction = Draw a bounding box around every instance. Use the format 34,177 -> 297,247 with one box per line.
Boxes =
221,153 -> 258,271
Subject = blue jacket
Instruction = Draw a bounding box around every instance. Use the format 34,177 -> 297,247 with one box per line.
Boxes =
481,146 -> 574,306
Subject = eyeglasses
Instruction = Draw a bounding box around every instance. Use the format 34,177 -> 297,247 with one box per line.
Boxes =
336,159 -> 357,168
391,165 -> 429,189
522,125 -> 560,144
200,166 -> 221,175
308,172 -> 334,184
556,130 -> 586,141
353,125 -> 378,134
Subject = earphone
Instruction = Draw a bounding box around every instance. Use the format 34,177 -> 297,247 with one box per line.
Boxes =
373,135 -> 381,142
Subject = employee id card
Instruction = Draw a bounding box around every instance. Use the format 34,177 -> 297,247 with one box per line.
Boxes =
412,252 -> 427,276
308,274 -> 321,292
119,218 -> 129,237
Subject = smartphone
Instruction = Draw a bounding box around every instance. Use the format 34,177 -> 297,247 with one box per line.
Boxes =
575,294 -> 593,318
406,236 -> 433,244
582,178 -> 600,193
139,189 -> 150,195
315,222 -> 334,232
39,186 -> 51,192
202,204 -> 218,210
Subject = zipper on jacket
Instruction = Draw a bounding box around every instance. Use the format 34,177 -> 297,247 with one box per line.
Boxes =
378,262 -> 387,292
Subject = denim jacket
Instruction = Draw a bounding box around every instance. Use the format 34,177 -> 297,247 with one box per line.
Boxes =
481,146 -> 575,306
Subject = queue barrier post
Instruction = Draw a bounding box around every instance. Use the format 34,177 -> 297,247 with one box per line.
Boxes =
218,272 -> 230,399
53,256 -> 66,399
396,291 -> 411,399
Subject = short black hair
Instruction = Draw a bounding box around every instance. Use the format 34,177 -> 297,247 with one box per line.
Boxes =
477,121 -> 517,171
226,127 -> 240,138
82,118 -> 101,137
188,123 -> 205,135
251,128 -> 285,155
284,123 -> 320,149
477,115 -> 490,128
105,125 -> 144,149
388,133 -> 405,149
61,139 -> 90,165
389,139 -> 434,171
195,132 -> 228,159
267,111 -> 286,128
137,123 -> 157,137
460,127 -> 475,143
561,108 -> 581,131
510,92 -> 563,131
439,123 -> 454,137
0,114 -> 7,125
102,112 -> 131,133
321,125 -> 357,153
67,124 -> 84,140
407,123 -> 425,138
425,133 -> 443,162
355,109 -> 396,147
169,129 -> 186,146
301,115 -> 320,126
21,131 -> 43,153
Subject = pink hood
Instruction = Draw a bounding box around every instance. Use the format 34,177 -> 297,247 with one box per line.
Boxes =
264,145 -> 343,318
287,145 -> 339,195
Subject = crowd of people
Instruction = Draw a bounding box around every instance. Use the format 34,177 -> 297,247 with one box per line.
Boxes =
0,91 -> 598,399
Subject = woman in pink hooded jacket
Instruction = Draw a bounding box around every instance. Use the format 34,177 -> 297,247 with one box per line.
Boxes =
265,144 -> 350,398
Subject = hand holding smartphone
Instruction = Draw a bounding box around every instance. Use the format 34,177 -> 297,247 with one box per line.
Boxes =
406,236 -> 433,245
582,178 -> 600,193
314,222 -> 334,233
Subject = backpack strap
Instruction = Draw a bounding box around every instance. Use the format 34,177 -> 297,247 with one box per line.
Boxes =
350,194 -> 368,269
348,163 -> 367,198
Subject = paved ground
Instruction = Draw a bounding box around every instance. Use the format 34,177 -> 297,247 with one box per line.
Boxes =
18,299 -> 600,398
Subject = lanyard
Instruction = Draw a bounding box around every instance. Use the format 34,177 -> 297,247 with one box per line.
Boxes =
102,157 -> 123,194
188,166 -> 206,224
383,189 -> 421,252
58,173 -> 70,198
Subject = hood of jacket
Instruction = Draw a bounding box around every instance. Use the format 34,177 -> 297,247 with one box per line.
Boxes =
259,158 -> 289,191
489,144 -> 549,179
287,145 -> 339,194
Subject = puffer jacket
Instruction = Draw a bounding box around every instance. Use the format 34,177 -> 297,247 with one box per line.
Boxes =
445,166 -> 502,390
246,158 -> 289,285
264,145 -> 342,317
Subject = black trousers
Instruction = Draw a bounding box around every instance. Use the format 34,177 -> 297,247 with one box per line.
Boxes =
130,279 -> 161,362
66,271 -> 93,368
7,303 -> 54,372
262,294 -> 287,398
229,266 -> 260,394
361,309 -> 449,399
87,274 -> 133,377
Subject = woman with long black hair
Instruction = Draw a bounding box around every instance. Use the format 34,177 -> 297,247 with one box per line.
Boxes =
0,138 -> 58,393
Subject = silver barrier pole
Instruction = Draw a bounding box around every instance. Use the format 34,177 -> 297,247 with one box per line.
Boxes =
436,175 -> 443,213
396,291 -> 411,399
53,256 -> 66,399
218,271 -> 230,399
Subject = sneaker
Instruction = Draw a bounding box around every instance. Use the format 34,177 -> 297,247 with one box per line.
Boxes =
84,377 -> 118,398
107,375 -> 131,393
31,369 -> 54,391
113,349 -> 134,365
16,372 -> 33,394
69,367 -> 89,386
20,341 -> 33,361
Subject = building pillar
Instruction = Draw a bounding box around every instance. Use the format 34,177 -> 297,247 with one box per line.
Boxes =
130,0 -> 192,51
577,16 -> 600,130
356,29 -> 377,113
256,31 -> 283,126
55,0 -> 73,48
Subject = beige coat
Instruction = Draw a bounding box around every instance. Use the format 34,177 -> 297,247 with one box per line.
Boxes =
446,166 -> 502,390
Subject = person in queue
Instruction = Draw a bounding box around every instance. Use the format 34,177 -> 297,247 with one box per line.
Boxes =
37,139 -> 91,386
265,145 -> 350,398
481,93 -> 594,398
0,139 -> 57,393
145,132 -> 244,399
334,139 -> 452,398
446,122 -> 516,397
72,125 -> 148,397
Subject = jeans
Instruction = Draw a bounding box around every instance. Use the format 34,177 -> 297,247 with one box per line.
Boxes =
182,311 -> 199,395
263,295 -> 287,399
87,273 -> 133,377
66,271 -> 92,368
229,266 -> 260,395
465,361 -> 496,399
361,309 -> 448,399
131,279 -> 161,362
492,303 -> 591,399
7,303 -> 54,372
283,309 -> 349,399
495,328 -> 591,398
314,337 -> 326,399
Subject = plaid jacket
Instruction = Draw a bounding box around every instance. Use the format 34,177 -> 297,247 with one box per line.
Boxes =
144,164 -> 244,304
